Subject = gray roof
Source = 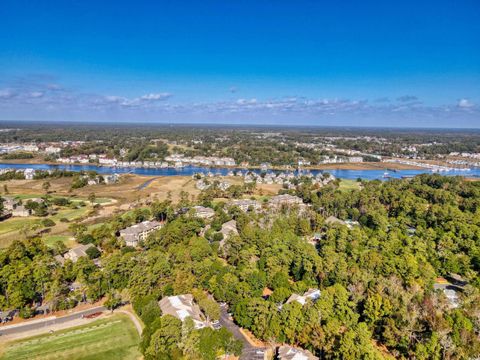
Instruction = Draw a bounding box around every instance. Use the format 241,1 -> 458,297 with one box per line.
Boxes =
269,194 -> 303,205
278,345 -> 319,360
325,216 -> 346,226
229,198 -> 261,208
67,243 -> 95,259
220,220 -> 238,237
159,294 -> 205,325
192,206 -> 215,218
120,220 -> 162,237
54,254 -> 65,265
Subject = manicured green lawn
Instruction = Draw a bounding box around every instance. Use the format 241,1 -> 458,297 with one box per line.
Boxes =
87,222 -> 106,232
0,194 -> 113,249
0,217 -> 34,235
51,207 -> 89,221
90,197 -> 112,204
10,194 -> 44,200
0,207 -> 88,237
10,194 -> 113,205
69,197 -> 113,205
1,314 -> 141,360
43,235 -> 74,248
0,204 -> 90,248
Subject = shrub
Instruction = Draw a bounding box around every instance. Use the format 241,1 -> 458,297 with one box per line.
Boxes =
78,234 -> 95,244
19,307 -> 34,319
51,197 -> 70,206
213,232 -> 224,242
42,218 -> 56,227
86,246 -> 101,259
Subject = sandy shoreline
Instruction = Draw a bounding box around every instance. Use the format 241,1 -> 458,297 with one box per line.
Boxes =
0,158 -> 426,171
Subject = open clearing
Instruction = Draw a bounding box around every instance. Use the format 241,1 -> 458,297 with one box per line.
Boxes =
43,234 -> 75,248
0,314 -> 141,360
338,179 -> 362,192
0,204 -> 90,248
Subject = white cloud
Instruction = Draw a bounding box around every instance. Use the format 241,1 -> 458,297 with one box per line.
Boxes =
458,98 -> 474,108
30,91 -> 44,98
140,93 -> 172,101
47,83 -> 62,91
0,76 -> 478,126
236,98 -> 257,105
0,89 -> 16,99
100,92 -> 172,108
104,95 -> 125,103
397,95 -> 418,102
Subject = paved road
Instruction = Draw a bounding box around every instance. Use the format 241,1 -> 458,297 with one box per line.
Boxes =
219,306 -> 268,360
137,177 -> 161,190
117,310 -> 143,335
0,306 -> 106,336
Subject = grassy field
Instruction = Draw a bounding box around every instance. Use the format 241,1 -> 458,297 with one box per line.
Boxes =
0,314 -> 141,360
0,205 -> 90,248
338,179 -> 362,192
10,194 -> 113,205
43,234 -> 75,248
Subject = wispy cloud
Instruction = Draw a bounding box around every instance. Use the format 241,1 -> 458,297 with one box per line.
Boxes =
397,95 -> 418,102
99,93 -> 172,108
457,98 -> 474,109
0,89 -> 16,99
140,93 -> 172,101
47,83 -> 63,91
30,91 -> 44,98
0,75 -> 478,127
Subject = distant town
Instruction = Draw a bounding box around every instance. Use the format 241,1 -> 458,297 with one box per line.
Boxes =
0,125 -> 479,174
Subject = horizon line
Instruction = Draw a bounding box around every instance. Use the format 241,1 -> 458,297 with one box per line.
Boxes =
1,119 -> 480,131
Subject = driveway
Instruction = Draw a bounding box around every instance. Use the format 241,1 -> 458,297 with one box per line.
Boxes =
116,309 -> 143,335
219,306 -> 268,360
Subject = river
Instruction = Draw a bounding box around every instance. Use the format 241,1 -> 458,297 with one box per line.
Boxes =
0,163 -> 479,180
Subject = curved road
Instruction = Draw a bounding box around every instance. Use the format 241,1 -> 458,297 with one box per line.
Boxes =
219,306 -> 268,360
117,310 -> 143,335
0,306 -> 106,336
136,177 -> 161,190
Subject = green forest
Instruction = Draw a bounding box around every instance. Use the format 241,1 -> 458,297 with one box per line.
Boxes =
1,174 -> 479,359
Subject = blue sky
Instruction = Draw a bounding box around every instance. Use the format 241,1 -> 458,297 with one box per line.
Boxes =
0,0 -> 479,127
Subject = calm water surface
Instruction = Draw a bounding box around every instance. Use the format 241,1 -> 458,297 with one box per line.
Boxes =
0,163 -> 479,180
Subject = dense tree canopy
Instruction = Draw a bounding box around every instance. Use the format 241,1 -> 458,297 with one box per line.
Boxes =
1,174 -> 479,358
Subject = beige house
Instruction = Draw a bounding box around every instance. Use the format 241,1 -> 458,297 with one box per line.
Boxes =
278,345 -> 319,360
12,205 -> 31,217
3,197 -> 16,211
218,220 -> 239,254
228,199 -> 261,212
192,206 -> 215,219
3,197 -> 39,217
64,244 -> 95,262
286,288 -> 321,306
268,194 -> 305,211
119,220 -> 163,247
220,220 -> 238,239
159,294 -> 206,329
